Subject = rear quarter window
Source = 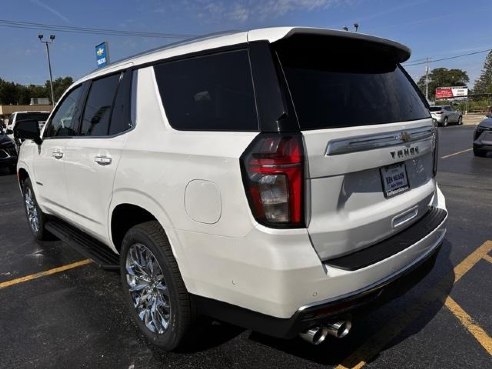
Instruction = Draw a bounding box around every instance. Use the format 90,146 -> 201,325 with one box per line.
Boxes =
154,49 -> 258,131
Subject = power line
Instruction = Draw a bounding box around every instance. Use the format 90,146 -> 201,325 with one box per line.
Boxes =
0,19 -> 194,39
404,48 -> 492,66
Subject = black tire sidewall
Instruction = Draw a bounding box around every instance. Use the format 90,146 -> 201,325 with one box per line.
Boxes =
120,222 -> 189,350
443,117 -> 448,127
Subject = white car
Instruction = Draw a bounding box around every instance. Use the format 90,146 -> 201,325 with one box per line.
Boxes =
15,27 -> 447,350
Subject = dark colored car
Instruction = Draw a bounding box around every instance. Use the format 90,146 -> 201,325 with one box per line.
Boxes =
0,127 -> 18,173
473,118 -> 492,157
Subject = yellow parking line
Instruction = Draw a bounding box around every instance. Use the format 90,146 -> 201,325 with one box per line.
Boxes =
0,259 -> 92,290
453,241 -> 492,283
335,240 -> 492,369
445,296 -> 492,355
441,148 -> 472,159
483,254 -> 492,264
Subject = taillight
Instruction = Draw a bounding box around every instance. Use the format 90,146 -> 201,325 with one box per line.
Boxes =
240,133 -> 305,228
432,124 -> 439,176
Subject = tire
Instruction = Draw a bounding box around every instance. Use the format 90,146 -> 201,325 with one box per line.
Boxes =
120,221 -> 194,351
443,117 -> 448,127
22,178 -> 52,240
457,116 -> 463,125
473,148 -> 487,157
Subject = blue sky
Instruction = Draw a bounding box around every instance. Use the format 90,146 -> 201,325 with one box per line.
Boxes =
1,0 -> 489,87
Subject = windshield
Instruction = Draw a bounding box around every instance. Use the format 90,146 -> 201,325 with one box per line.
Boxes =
274,36 -> 430,130
16,113 -> 49,122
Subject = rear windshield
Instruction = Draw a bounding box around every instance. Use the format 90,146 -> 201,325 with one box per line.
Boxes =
275,36 -> 429,130
16,113 -> 49,122
429,107 -> 443,112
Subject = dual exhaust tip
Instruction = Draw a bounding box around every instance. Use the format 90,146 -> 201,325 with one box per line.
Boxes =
299,320 -> 352,345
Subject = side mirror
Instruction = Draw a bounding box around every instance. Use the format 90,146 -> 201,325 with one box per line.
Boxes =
13,120 -> 42,145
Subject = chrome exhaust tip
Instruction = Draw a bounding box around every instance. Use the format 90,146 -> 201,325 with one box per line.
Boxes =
299,320 -> 352,345
325,320 -> 352,338
299,326 -> 329,345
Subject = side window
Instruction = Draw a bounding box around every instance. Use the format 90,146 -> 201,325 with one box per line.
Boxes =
154,49 -> 258,131
80,74 -> 120,136
44,86 -> 82,138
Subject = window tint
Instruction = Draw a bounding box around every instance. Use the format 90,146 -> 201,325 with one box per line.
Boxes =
275,38 -> 430,130
44,86 -> 83,137
109,70 -> 133,135
429,107 -> 442,112
154,50 -> 258,131
80,74 -> 120,136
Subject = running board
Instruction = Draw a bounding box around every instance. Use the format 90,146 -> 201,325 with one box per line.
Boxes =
45,219 -> 119,270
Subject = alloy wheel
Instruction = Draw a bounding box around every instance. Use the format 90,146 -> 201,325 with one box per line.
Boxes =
24,187 -> 40,234
125,243 -> 171,334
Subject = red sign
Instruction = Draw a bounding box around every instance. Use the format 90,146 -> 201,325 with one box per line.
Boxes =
435,87 -> 453,99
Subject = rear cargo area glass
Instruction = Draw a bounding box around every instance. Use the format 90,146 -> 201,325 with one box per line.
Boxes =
274,36 -> 429,130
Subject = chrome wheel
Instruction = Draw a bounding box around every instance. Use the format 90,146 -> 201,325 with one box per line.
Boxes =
125,243 -> 170,334
24,187 -> 40,234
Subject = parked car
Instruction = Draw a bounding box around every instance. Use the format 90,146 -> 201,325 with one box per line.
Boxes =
0,126 -> 17,174
473,117 -> 492,157
6,111 -> 50,143
429,105 -> 462,127
15,27 -> 447,350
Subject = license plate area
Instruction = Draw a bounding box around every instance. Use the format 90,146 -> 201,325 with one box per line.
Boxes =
380,163 -> 410,198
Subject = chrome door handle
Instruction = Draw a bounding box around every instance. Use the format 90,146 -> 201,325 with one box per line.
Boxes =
94,156 -> 112,166
52,151 -> 64,159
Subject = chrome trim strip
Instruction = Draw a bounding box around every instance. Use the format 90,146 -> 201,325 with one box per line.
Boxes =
326,126 -> 434,156
297,213 -> 447,312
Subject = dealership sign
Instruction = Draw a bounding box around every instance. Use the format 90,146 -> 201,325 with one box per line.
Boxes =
95,42 -> 110,68
435,86 -> 468,100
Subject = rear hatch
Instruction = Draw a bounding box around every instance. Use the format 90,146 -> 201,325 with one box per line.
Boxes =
273,33 -> 436,261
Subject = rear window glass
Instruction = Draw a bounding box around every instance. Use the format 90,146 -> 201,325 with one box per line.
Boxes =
275,37 -> 429,130
154,49 -> 258,131
429,107 -> 443,111
15,113 -> 49,122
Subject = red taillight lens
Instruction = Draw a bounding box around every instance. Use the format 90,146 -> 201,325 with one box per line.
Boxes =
240,133 -> 305,228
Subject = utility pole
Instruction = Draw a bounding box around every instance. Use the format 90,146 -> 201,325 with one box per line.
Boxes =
38,34 -> 56,106
425,57 -> 430,102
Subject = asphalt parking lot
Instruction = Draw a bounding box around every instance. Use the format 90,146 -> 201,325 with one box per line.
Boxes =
0,125 -> 490,369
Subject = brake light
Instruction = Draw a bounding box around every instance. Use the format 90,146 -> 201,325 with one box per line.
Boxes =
240,133 -> 305,228
432,124 -> 439,176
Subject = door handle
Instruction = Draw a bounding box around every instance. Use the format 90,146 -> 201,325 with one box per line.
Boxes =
52,151 -> 64,159
94,156 -> 112,166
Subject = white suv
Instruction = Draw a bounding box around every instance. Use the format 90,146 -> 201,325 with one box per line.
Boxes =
15,27 -> 447,349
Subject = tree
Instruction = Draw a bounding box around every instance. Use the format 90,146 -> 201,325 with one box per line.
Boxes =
416,68 -> 469,100
46,76 -> 73,103
473,51 -> 492,95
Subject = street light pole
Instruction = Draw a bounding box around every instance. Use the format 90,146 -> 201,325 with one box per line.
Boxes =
38,34 -> 56,106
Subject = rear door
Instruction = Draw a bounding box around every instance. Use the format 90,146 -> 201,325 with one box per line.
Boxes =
274,35 -> 436,261
62,71 -> 132,242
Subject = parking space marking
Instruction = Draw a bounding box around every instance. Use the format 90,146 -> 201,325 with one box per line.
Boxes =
335,240 -> 492,369
483,254 -> 492,264
0,259 -> 92,290
441,148 -> 472,159
445,296 -> 492,355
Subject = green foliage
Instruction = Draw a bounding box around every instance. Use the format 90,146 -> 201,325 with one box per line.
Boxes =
473,51 -> 492,95
0,76 -> 73,105
416,68 -> 469,100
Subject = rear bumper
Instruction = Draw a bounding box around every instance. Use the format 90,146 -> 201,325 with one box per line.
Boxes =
195,236 -> 443,338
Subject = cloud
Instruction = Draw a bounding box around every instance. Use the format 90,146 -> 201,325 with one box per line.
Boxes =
158,0 -> 340,23
30,0 -> 70,23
